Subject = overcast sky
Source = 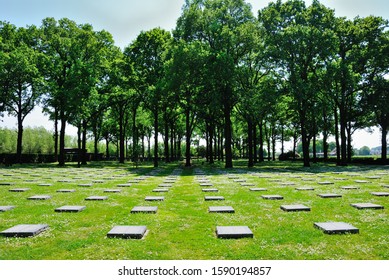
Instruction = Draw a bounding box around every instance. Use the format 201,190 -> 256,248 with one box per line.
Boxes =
1,0 -> 388,148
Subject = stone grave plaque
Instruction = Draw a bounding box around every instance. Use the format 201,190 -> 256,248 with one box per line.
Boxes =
314,222 -> 359,234
55,206 -> 86,212
318,193 -> 342,198
261,195 -> 283,200
200,183 -> 213,187
250,188 -> 267,192
93,180 -> 105,184
153,189 -> 169,193
0,224 -> 49,237
233,179 -> 246,183
107,225 -> 147,239
104,189 -> 121,193
0,182 -> 14,186
85,196 -> 108,201
0,206 -> 15,212
341,186 -> 359,190
117,184 -> 132,187
350,203 -> 384,210
58,180 -> 72,183
280,182 -> 295,186
78,183 -> 93,187
38,183 -> 52,187
382,184 -> 389,188
202,188 -> 219,192
209,206 -> 235,213
9,188 -> 30,192
355,180 -> 369,183
317,181 -> 334,185
296,187 -> 315,191
240,183 -> 255,186
159,184 -> 172,188
131,206 -> 158,214
371,192 -> 389,197
216,226 -> 253,239
145,196 -> 164,201
28,195 -> 51,200
56,189 -> 76,193
280,204 -> 311,212
205,196 -> 225,201
366,176 -> 381,179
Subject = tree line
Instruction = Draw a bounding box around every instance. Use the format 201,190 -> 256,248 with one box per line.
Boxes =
1,0 -> 388,167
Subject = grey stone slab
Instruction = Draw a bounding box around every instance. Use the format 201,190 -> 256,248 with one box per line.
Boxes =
240,183 -> 255,186
281,204 -> 311,212
92,180 -> 105,183
0,182 -> 14,186
131,206 -> 158,213
261,195 -> 283,200
250,188 -> 267,192
317,181 -> 334,185
0,224 -> 49,237
28,195 -> 52,200
104,189 -> 121,193
296,187 -> 315,191
318,193 -> 342,198
127,180 -> 139,184
200,183 -> 213,187
351,203 -> 384,210
78,184 -> 93,187
85,196 -> 108,201
55,206 -> 86,212
38,183 -> 52,186
56,189 -> 76,193
366,176 -> 381,179
9,188 -> 30,192
107,225 -> 147,239
371,192 -> 389,197
280,182 -> 295,186
209,206 -> 235,213
58,179 -> 72,183
159,184 -> 172,188
382,184 -> 389,188
233,179 -> 246,183
117,183 -> 132,187
153,189 -> 169,192
205,196 -> 225,201
314,222 -> 359,234
145,196 -> 164,201
216,226 -> 253,239
355,180 -> 370,183
341,186 -> 359,190
202,188 -> 219,192
0,206 -> 15,212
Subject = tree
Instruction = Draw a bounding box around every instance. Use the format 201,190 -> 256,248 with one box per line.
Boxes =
0,22 -> 45,163
127,28 -> 171,167
176,0 -> 256,168
259,0 -> 337,167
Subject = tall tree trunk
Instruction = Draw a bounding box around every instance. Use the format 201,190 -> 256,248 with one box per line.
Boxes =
334,106 -> 341,164
346,122 -> 353,163
209,123 -> 214,164
247,118 -> 253,167
105,138 -> 110,159
381,121 -> 388,161
313,134 -> 317,163
300,113 -> 310,167
58,112 -> 66,167
259,119 -> 264,162
81,120 -> 87,165
322,108 -> 329,160
185,108 -> 191,167
54,108 -> 59,162
153,110 -> 159,168
164,114 -> 169,163
253,122 -> 258,163
93,123 -> 99,161
223,88 -> 233,168
119,109 -> 125,164
77,124 -> 81,167
16,113 -> 23,164
132,107 -> 138,163
170,124 -> 174,161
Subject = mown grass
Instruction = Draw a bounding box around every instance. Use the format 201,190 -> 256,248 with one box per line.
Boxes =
0,160 -> 388,260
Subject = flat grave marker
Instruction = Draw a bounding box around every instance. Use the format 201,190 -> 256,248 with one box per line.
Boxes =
296,187 -> 315,191
280,204 -> 311,212
145,196 -> 164,201
117,184 -> 131,187
355,180 -> 370,183
318,193 -> 342,198
314,222 -> 359,234
317,181 -> 334,185
159,184 -> 172,188
78,184 -> 93,187
371,192 -> 389,197
216,226 -> 253,239
38,183 -> 52,187
9,188 -> 30,192
205,196 -> 225,201
85,196 -> 108,201
153,189 -> 169,193
131,206 -> 158,214
250,188 -> 267,192
0,182 -> 14,186
55,206 -> 86,212
261,195 -> 283,200
28,195 -> 51,200
350,203 -> 384,210
104,189 -> 121,193
0,206 -> 15,212
202,188 -> 219,192
56,189 -> 76,193
209,206 -> 235,213
0,224 -> 49,237
341,186 -> 359,190
107,226 -> 147,239
200,183 -> 213,187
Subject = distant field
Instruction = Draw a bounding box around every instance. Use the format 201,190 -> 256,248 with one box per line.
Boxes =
0,161 -> 388,260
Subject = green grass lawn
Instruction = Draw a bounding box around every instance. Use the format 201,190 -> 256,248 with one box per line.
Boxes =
0,160 -> 388,260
